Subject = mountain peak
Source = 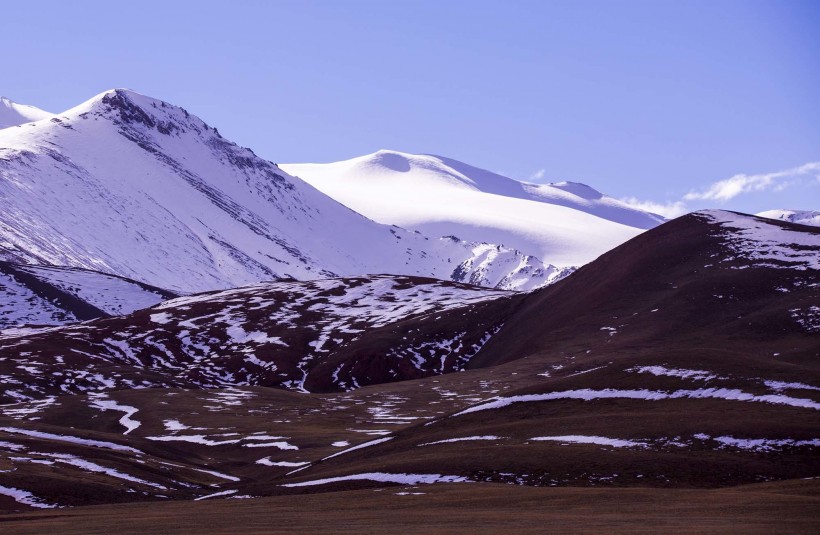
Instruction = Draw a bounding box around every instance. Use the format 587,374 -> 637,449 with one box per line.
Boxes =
364,149 -> 414,172
0,96 -> 54,129
58,88 -> 224,143
545,181 -> 603,200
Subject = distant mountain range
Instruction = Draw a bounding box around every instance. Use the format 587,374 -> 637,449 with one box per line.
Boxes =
0,90 -> 567,294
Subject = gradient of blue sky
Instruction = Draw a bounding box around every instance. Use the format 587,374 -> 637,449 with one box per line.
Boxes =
3,0 -> 818,215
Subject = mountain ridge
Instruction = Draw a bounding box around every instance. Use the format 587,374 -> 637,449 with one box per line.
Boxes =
0,89 -> 562,293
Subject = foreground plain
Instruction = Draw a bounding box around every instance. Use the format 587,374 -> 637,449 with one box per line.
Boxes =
1,479 -> 818,534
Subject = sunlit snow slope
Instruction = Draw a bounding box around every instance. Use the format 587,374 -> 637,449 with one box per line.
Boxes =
0,90 -> 563,293
757,209 -> 820,227
0,97 -> 53,129
0,261 -> 178,330
282,150 -> 666,267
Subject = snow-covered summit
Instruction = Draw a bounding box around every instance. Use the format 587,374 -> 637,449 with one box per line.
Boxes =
0,90 -> 561,292
0,96 -> 54,129
282,150 -> 666,267
756,209 -> 820,227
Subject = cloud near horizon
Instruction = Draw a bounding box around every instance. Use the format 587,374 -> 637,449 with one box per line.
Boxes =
529,168 -> 546,181
619,197 -> 689,218
621,161 -> 819,219
683,162 -> 820,202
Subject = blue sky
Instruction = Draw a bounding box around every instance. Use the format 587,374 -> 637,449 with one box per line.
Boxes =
3,0 -> 818,216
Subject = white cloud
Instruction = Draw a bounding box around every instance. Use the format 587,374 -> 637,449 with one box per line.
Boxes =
683,162 -> 820,202
620,197 -> 688,218
618,161 -> 820,219
529,168 -> 546,181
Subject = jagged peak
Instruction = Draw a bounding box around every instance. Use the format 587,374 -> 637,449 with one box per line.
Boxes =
46,88 -> 236,146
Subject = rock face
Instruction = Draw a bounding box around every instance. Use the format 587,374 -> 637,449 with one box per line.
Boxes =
0,89 -> 562,294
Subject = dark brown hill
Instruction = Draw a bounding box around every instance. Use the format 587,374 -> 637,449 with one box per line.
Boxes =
472,209 -> 819,369
0,210 -> 817,516
0,275 -> 520,401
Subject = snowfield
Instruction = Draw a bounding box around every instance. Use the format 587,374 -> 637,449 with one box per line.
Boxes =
283,150 -> 665,267
0,97 -> 53,130
756,209 -> 820,227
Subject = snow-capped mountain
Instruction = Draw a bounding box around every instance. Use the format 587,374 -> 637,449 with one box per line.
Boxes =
0,90 -> 563,293
282,150 -> 666,267
0,97 -> 53,129
756,209 -> 820,227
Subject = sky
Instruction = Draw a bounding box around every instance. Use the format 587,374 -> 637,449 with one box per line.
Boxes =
3,0 -> 818,217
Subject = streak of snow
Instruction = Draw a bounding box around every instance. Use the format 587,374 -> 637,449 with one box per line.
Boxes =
0,484 -> 57,509
322,437 -> 394,461
282,472 -> 470,487
87,393 -> 141,434
530,435 -> 648,448
419,436 -> 503,446
452,387 -> 820,417
0,427 -> 141,453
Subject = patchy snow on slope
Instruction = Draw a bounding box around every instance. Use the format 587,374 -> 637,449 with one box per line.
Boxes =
790,306 -> 820,333
281,472 -> 470,487
763,380 -> 820,393
282,150 -> 665,268
0,484 -> 57,509
530,435 -> 648,448
0,270 -> 78,327
694,433 -> 820,452
627,366 -> 723,382
700,211 -> 820,270
10,264 -> 171,316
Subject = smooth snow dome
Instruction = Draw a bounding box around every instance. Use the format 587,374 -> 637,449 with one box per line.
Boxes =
0,97 -> 53,129
756,210 -> 820,227
282,150 -> 666,267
